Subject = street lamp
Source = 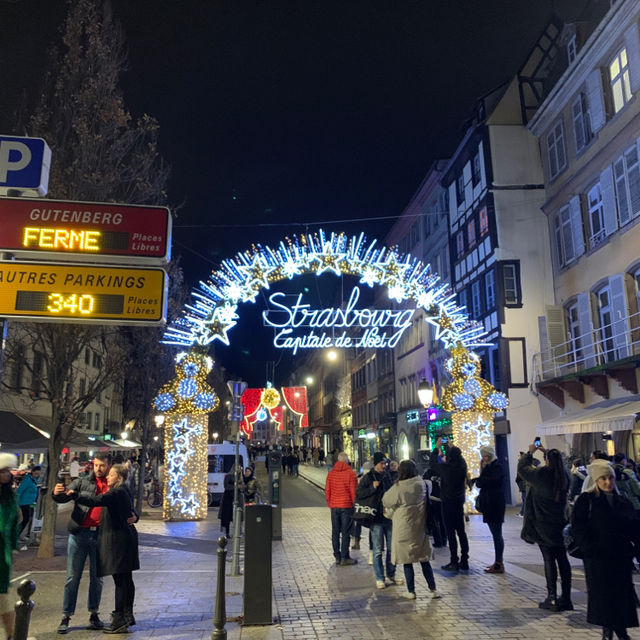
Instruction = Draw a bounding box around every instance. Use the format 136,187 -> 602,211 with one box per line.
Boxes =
326,349 -> 338,361
305,376 -> 314,385
154,415 -> 165,427
120,431 -> 128,440
417,379 -> 434,408
212,431 -> 219,442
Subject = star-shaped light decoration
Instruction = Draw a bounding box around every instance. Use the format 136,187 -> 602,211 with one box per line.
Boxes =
236,252 -> 276,291
381,252 -> 411,285
308,241 -> 348,276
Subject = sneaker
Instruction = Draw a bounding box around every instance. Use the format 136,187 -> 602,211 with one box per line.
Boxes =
386,575 -> 404,585
57,616 -> 71,634
368,551 -> 373,565
538,596 -> 559,611
87,613 -> 104,630
341,557 -> 358,566
402,591 -> 416,599
441,562 -> 458,572
430,589 -> 442,599
20,545 -> 28,551
459,559 -> 469,571
516,513 -> 524,518
376,580 -> 386,589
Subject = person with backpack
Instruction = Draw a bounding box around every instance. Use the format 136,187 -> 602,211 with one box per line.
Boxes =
422,468 -> 446,547
613,453 -> 640,570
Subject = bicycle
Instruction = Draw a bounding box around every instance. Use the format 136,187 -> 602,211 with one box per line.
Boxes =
144,480 -> 162,508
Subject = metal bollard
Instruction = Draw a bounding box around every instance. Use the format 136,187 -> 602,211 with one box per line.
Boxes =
211,536 -> 228,640
13,579 -> 36,640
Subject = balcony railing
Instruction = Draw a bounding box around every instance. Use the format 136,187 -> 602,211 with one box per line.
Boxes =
533,309 -> 640,383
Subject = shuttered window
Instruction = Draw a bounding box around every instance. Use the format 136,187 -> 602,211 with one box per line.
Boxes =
572,93 -> 592,152
587,183 -> 606,248
554,205 -> 575,267
547,120 -> 567,179
613,143 -> 640,227
609,48 -> 632,114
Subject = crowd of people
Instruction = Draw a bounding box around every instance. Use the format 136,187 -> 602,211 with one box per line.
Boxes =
323,441 -> 640,640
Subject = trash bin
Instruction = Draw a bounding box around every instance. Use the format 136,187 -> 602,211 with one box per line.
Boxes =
243,504 -> 272,625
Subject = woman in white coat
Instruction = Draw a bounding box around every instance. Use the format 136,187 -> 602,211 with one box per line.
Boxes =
383,460 -> 441,600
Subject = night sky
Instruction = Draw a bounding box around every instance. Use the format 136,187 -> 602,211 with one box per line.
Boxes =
0,0 -> 585,385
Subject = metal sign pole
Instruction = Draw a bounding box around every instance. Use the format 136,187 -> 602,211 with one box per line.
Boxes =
227,381 -> 246,577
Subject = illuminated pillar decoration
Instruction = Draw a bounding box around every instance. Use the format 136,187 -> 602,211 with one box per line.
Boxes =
441,343 -> 509,510
152,351 -> 219,521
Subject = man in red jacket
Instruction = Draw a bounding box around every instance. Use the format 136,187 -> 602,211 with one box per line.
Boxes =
324,452 -> 358,566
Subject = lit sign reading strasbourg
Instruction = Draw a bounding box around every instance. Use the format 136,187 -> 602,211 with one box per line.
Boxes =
0,261 -> 167,324
0,196 -> 171,263
262,286 -> 415,354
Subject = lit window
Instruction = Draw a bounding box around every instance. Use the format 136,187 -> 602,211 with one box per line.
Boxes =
479,207 -> 489,236
547,120 -> 567,179
467,219 -> 476,248
609,48 -> 632,114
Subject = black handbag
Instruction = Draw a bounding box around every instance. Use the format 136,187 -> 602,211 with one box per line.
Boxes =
353,474 -> 380,527
563,523 -> 582,559
563,495 -> 591,559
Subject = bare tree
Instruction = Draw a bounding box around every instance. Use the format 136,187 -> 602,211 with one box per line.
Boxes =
11,0 -> 175,557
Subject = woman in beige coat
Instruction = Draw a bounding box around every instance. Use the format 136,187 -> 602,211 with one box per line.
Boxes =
383,460 -> 441,600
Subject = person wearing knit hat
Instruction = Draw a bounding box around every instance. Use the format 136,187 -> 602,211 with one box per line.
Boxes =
0,452 -> 19,639
572,456 -> 638,639
474,445 -> 505,574
355,451 -> 403,589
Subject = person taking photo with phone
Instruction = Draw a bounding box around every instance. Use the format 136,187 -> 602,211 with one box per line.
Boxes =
518,443 -> 572,612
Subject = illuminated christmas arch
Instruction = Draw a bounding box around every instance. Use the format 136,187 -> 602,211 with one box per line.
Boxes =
160,230 -> 508,512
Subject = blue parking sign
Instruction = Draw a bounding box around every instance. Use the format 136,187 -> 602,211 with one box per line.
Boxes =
0,135 -> 51,195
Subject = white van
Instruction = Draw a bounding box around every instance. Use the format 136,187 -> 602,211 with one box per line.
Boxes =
207,442 -> 248,505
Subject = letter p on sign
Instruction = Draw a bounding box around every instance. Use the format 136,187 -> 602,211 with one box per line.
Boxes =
0,135 -> 51,196
0,140 -> 31,181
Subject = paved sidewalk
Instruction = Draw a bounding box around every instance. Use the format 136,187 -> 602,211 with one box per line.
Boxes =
9,470 -> 640,640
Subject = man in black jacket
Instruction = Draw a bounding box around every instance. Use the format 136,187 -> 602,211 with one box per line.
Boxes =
52,452 -> 112,634
356,452 -> 403,589
430,438 -> 470,572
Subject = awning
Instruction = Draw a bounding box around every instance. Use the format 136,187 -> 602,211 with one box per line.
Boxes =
536,396 -> 640,436
0,412 -> 132,453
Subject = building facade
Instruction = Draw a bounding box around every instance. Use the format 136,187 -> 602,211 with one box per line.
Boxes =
528,0 -> 640,459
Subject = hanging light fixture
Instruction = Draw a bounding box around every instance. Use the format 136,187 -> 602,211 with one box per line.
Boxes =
417,379 -> 434,408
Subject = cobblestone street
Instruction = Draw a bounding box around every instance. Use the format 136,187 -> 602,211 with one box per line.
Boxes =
9,463 -> 640,639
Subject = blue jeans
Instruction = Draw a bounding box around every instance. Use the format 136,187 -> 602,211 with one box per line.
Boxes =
403,561 -> 436,592
330,508 -> 353,560
371,520 -> 395,581
62,529 -> 103,615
